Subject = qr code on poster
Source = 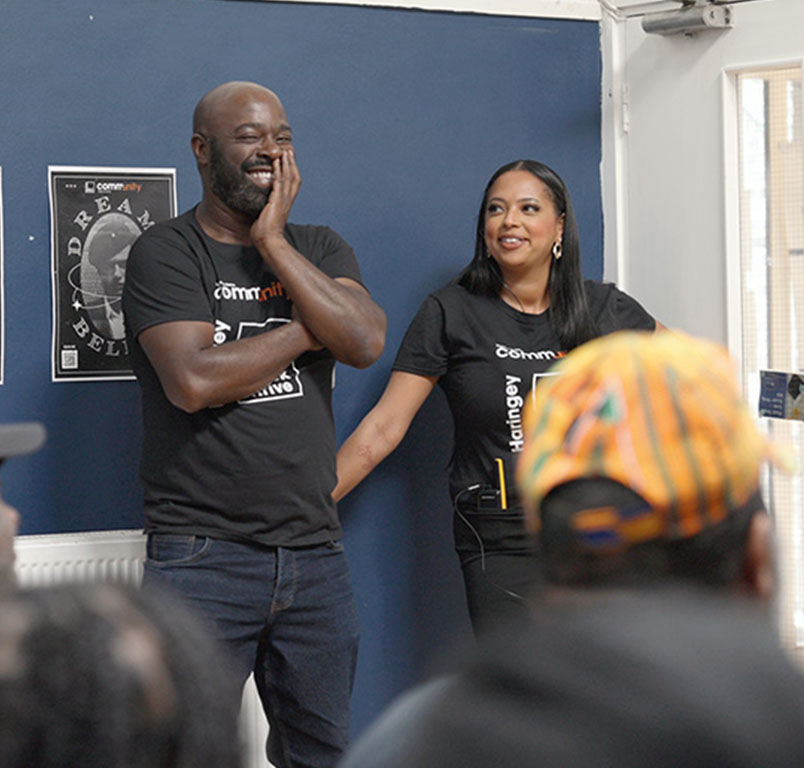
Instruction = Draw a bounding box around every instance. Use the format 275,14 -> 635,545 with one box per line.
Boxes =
61,349 -> 78,370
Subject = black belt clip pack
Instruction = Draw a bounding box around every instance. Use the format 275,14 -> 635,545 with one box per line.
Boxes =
464,485 -> 505,511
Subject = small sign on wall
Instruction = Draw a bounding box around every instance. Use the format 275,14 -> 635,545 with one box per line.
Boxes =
49,166 -> 176,381
759,370 -> 804,421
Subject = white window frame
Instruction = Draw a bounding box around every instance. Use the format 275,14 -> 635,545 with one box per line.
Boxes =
722,59 -> 804,654
722,58 -> 804,381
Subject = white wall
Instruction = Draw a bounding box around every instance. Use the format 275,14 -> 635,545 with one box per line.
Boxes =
603,0 -> 804,342
259,0 -> 804,344
281,0 -> 600,19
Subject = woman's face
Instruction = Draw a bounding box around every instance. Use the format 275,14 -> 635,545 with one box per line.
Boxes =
483,170 -> 564,277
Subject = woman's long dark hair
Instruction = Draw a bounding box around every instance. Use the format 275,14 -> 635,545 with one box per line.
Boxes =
457,159 -> 598,352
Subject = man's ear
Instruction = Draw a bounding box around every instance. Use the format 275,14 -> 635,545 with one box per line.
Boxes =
191,133 -> 209,165
743,510 -> 775,600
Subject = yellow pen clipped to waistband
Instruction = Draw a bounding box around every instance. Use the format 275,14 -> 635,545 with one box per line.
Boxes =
494,458 -> 508,510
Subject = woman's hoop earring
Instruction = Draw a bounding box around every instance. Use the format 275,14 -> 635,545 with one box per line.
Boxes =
552,240 -> 563,259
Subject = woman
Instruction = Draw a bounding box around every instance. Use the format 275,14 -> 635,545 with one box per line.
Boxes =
334,160 -> 658,635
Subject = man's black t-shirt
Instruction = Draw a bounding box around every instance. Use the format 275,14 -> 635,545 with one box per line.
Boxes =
122,208 -> 363,546
393,281 -> 655,501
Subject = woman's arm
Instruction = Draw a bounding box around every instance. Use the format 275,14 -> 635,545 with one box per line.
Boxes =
333,371 -> 439,502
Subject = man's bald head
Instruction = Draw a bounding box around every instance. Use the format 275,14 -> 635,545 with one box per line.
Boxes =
192,81 -> 282,136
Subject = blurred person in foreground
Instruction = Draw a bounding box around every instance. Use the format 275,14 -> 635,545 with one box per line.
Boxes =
340,330 -> 804,768
0,582 -> 242,768
0,423 -> 242,767
0,422 -> 46,590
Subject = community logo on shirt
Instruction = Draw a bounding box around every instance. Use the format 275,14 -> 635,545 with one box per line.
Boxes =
214,280 -> 285,303
236,318 -> 304,404
495,342 -> 563,362
496,342 -> 563,453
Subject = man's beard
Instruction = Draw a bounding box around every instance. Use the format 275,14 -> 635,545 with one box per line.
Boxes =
208,138 -> 270,219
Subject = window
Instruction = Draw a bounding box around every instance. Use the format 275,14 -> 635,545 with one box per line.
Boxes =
736,64 -> 804,656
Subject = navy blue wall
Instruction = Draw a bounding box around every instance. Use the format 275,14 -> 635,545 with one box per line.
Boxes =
0,0 -> 601,734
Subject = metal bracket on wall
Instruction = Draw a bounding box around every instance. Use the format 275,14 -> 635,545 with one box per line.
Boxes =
641,1 -> 733,36
601,1 -> 765,33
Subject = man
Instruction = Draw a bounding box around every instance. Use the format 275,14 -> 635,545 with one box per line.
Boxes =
341,330 -> 804,768
122,81 -> 386,768
0,422 -> 46,589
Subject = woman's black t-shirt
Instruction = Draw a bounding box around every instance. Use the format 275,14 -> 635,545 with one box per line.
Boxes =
392,280 -> 655,503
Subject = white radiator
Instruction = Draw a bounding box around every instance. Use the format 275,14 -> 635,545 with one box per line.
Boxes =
15,530 -> 146,587
14,529 -> 271,768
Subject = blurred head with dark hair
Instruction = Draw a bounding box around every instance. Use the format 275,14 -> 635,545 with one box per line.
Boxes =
517,330 -> 779,597
0,422 -> 46,591
0,583 -> 242,768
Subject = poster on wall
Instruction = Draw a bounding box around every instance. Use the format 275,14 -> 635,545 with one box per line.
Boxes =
759,370 -> 804,421
0,167 -> 4,386
49,166 -> 177,381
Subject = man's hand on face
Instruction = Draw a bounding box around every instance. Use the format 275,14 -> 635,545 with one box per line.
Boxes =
250,148 -> 301,249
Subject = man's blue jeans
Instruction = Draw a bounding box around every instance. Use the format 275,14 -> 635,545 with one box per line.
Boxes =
142,534 -> 359,768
